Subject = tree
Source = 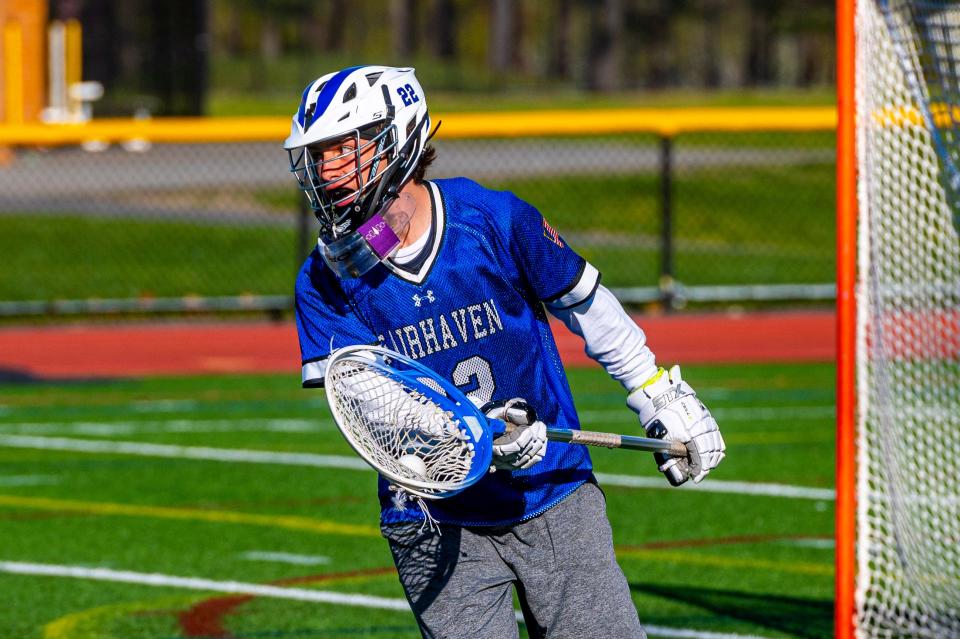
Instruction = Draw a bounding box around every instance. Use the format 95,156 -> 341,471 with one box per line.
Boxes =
391,0 -> 418,60
429,0 -> 457,60
546,0 -> 572,80
585,0 -> 624,91
144,0 -> 208,115
745,0 -> 778,86
488,0 -> 518,74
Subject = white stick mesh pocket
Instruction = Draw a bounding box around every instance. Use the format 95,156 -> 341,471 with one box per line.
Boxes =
325,353 -> 479,499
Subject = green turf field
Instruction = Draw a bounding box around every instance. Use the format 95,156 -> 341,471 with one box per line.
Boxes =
0,362 -> 835,638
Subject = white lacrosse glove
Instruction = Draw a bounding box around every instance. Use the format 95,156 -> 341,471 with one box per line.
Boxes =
481,398 -> 548,471
627,365 -> 725,485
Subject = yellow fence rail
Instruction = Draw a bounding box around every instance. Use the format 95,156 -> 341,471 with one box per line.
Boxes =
0,106 -> 837,146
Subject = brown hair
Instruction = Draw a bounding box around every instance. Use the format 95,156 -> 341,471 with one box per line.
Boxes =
412,145 -> 437,184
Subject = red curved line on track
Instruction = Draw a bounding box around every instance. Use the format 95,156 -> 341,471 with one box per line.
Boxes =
0,311 -> 834,380
177,533 -> 830,637
178,566 -> 397,638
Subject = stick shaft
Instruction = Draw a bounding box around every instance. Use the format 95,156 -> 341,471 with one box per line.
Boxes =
545,428 -> 688,457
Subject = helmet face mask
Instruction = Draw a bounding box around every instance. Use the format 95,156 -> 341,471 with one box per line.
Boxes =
284,66 -> 431,278
289,125 -> 397,239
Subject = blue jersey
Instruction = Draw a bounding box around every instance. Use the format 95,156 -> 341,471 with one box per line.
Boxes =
295,177 -> 602,526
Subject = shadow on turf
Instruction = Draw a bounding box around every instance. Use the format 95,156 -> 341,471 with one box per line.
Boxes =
630,582 -> 832,638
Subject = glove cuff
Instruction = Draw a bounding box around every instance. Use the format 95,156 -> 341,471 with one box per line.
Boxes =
627,366 -> 697,425
626,366 -> 670,419
627,366 -> 669,415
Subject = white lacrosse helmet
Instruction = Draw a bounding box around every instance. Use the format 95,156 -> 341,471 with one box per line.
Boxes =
284,65 -> 431,277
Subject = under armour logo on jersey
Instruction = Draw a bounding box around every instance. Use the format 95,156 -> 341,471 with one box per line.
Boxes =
412,290 -> 436,307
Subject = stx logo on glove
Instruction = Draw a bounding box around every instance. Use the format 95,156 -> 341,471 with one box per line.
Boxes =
652,387 -> 688,412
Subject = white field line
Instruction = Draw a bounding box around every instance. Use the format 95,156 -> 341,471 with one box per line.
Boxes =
782,538 -> 835,549
0,405 -> 832,438
594,472 -> 835,501
0,435 -> 834,501
240,551 -> 331,566
0,560 -> 409,609
130,399 -> 201,413
0,405 -> 833,439
578,405 -> 835,423
127,398 -> 329,414
0,475 -> 60,487
0,435 -> 368,471
646,630 -> 772,639
0,561 -> 774,639
706,406 -> 834,421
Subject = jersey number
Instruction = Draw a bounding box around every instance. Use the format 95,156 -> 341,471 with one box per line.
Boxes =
452,356 -> 495,405
396,84 -> 420,107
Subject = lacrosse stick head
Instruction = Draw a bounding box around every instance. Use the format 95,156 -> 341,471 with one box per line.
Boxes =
324,345 -> 494,500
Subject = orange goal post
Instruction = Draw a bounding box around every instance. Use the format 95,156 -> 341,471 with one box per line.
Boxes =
837,1 -> 960,637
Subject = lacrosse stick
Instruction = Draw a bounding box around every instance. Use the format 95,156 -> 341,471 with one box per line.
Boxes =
324,345 -> 690,500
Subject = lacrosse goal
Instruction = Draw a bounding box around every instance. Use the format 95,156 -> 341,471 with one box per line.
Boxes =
837,1 -> 960,637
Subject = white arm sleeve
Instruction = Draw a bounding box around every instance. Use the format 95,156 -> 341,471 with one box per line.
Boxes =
548,284 -> 657,391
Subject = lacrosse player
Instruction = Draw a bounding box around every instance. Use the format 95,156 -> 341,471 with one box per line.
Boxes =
286,65 -> 725,639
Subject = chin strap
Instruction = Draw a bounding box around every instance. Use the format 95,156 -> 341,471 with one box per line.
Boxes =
425,118 -> 442,144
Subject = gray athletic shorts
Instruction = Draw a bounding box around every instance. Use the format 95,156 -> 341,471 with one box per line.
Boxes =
381,481 -> 645,639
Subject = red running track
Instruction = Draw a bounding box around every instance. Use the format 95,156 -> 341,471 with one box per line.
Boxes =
0,311 -> 835,380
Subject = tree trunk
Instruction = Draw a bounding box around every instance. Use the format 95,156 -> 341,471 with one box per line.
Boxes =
145,0 -> 208,115
586,0 -> 623,91
322,0 -> 347,53
78,0 -> 120,91
547,0 -> 571,79
745,0 -> 777,86
260,17 -> 281,61
488,0 -> 514,74
702,0 -> 722,88
390,0 -> 417,60
429,0 -> 456,59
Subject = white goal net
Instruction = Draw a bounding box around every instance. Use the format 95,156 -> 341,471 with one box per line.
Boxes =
856,0 -> 960,636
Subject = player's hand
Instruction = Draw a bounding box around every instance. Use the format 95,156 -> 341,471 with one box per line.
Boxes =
627,366 -> 725,485
482,398 -> 548,471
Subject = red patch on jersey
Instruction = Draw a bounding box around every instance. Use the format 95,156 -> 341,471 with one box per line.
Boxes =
542,218 -> 564,248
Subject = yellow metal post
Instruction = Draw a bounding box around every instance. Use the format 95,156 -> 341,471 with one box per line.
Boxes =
0,0 -> 48,164
3,21 -> 24,124
65,18 -> 81,118
0,0 -> 47,123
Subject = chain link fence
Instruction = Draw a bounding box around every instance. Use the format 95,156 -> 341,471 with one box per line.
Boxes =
0,112 -> 835,316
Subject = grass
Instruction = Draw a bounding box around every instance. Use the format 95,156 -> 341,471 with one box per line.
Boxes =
2,149 -> 834,301
207,88 -> 837,117
0,361 -> 836,638
0,214 -> 298,300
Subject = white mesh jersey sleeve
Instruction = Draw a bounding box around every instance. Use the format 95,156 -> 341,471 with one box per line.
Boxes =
547,284 -> 657,391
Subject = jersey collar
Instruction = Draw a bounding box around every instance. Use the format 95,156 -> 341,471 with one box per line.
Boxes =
384,181 -> 445,285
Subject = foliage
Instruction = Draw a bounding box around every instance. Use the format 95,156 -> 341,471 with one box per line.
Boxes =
205,0 -> 836,95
